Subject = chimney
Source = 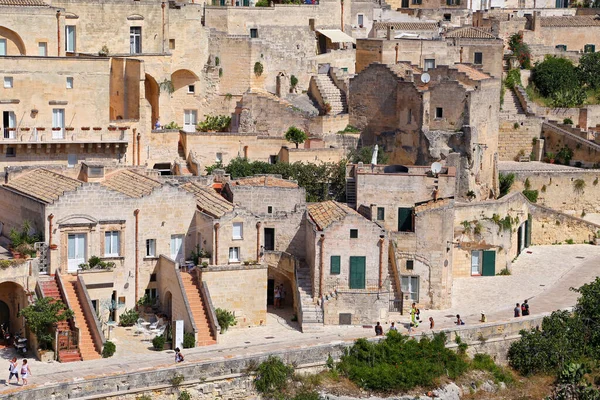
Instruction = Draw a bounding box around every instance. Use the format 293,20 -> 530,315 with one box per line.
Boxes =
386,26 -> 395,40
533,11 -> 541,32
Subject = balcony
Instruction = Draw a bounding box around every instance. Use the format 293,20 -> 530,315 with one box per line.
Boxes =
1,127 -> 129,144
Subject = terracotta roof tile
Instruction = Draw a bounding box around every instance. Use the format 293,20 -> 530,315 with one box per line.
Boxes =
100,170 -> 162,198
307,200 -> 358,230
232,175 -> 298,189
373,21 -> 439,31
0,0 -> 48,6
540,16 -> 600,27
454,64 -> 491,81
445,26 -> 497,39
4,168 -> 81,203
181,182 -> 233,218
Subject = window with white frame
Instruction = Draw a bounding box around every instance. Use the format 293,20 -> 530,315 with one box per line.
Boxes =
187,85 -> 195,94
146,239 -> 156,257
401,275 -> 419,302
229,247 -> 240,262
104,231 -> 120,257
65,26 -> 76,52
232,222 -> 243,240
130,27 -> 142,54
0,39 -> 6,56
38,42 -> 47,56
216,152 -> 223,163
357,14 -> 364,27
424,58 -> 435,71
66,77 -> 74,89
4,77 -> 13,88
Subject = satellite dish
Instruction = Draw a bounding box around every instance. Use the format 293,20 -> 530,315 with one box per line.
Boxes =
431,162 -> 442,174
517,10 -> 524,17
421,73 -> 431,84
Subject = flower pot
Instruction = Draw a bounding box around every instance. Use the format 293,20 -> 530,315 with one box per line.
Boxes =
118,127 -> 129,130
108,127 -> 117,131
93,127 -> 102,131
21,127 -> 30,131
81,127 -> 91,130
37,127 -> 46,131
65,127 -> 74,131
49,244 -> 58,250
52,127 -> 61,131
10,250 -> 22,259
7,128 -> 15,132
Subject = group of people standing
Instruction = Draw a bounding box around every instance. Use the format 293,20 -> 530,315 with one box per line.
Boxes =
514,300 -> 530,317
6,357 -> 30,386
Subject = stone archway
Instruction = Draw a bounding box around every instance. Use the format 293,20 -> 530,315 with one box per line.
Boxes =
0,282 -> 27,335
0,300 -> 9,326
171,69 -> 199,92
144,74 -> 160,130
0,26 -> 27,55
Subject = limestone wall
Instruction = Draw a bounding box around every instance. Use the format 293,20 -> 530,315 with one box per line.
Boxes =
200,265 -> 267,327
523,25 -> 600,54
145,130 -> 181,166
530,204 -> 599,245
497,118 -> 542,161
0,187 -> 45,237
0,7 -> 58,56
322,290 -> 391,325
279,146 -> 346,165
542,123 -> 600,168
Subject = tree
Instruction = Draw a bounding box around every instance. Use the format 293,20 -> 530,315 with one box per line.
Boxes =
508,33 -> 532,69
19,297 -> 74,350
284,126 -> 307,148
578,52 -> 600,91
531,57 -> 584,106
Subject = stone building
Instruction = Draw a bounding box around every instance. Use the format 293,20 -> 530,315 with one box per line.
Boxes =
305,200 -> 389,325
349,62 -> 501,199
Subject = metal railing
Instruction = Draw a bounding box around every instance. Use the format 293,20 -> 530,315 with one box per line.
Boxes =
389,299 -> 402,312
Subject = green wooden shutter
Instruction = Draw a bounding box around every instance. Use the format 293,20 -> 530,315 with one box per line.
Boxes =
398,208 -> 413,232
525,214 -> 532,248
482,251 -> 496,276
330,255 -> 341,275
349,257 -> 366,289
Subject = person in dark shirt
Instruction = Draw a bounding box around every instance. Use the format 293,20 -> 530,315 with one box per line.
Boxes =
374,322 -> 383,336
514,303 -> 521,317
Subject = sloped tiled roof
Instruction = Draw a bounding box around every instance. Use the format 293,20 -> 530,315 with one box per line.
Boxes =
181,182 -> 233,218
100,170 -> 162,198
307,200 -> 359,231
445,26 -> 497,39
4,168 -> 81,203
0,0 -> 49,6
232,175 -> 298,189
540,15 -> 600,27
373,21 -> 439,31
454,64 -> 491,81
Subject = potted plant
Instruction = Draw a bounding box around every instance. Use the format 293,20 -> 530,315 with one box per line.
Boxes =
108,126 -> 118,131
216,308 -> 237,334
21,127 -> 30,131
546,152 -> 555,164
9,221 -> 42,259
49,244 -> 58,250
118,126 -> 129,131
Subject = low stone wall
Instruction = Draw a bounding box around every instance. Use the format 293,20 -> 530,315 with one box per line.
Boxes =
530,203 -> 600,245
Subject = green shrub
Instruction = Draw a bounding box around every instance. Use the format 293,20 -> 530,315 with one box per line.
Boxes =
216,308 -> 237,333
471,354 -> 514,384
183,332 -> 195,348
522,189 -> 539,203
496,267 -> 511,276
566,238 -> 575,244
136,395 -> 152,400
164,121 -> 182,130
197,115 -> 231,132
573,179 -> 586,196
499,172 -> 515,197
292,389 -> 321,400
563,118 -> 574,125
152,334 -> 165,351
119,308 -> 139,327
178,390 -> 191,400
254,61 -> 264,77
18,297 -> 74,350
255,0 -> 269,5
102,341 -> 116,358
532,57 -> 584,107
171,373 -> 184,387
290,75 -> 298,88
337,331 -> 469,392
254,356 -> 294,395
505,69 -> 522,89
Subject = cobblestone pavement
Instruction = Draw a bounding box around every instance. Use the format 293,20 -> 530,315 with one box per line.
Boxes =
1,245 -> 599,395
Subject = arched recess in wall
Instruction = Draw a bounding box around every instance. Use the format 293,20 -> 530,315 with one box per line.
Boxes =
144,74 -> 160,130
0,26 -> 26,55
171,69 -> 199,92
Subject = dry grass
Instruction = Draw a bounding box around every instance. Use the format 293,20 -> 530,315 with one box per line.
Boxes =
461,373 -> 554,400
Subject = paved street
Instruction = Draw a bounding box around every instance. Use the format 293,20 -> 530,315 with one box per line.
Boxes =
1,244 -> 599,396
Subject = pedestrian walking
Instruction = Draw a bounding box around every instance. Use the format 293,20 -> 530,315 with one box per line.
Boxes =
455,314 -> 464,325
480,311 -> 487,323
522,300 -> 530,316
274,285 -> 281,309
5,357 -> 18,386
175,347 -> 184,363
410,303 -> 419,328
514,303 -> 521,317
20,360 -> 30,386
429,317 -> 435,329
374,322 -> 383,336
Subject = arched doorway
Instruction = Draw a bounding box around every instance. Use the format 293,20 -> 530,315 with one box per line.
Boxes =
0,300 -> 9,327
0,26 -> 27,55
144,74 -> 160,130
0,282 -> 27,335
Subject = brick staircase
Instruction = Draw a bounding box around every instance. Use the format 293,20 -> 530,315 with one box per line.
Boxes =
313,74 -> 347,115
37,276 -> 83,362
296,262 -> 323,332
179,272 -> 217,346
62,275 -> 101,361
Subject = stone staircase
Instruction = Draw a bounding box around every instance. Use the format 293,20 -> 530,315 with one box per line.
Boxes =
313,74 -> 347,115
62,275 -> 102,361
175,143 -> 192,176
501,88 -> 526,119
296,262 -> 323,332
37,276 -> 83,362
179,271 -> 217,346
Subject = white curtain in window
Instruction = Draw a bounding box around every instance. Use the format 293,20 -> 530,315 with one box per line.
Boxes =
232,222 -> 243,239
105,231 -> 119,256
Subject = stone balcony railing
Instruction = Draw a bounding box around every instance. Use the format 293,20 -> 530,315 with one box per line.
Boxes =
1,127 -> 129,144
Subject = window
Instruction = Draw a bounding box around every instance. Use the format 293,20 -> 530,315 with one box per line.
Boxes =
398,207 -> 414,232
229,247 -> 240,262
104,231 -> 120,256
67,154 -> 77,168
267,206 -> 273,214
187,85 -> 195,94
472,250 -> 496,276
118,296 -> 126,306
424,58 -> 435,71
169,39 -> 176,49
65,26 -> 76,52
66,77 -> 74,89
232,222 -> 243,240
67,233 -> 86,272
3,111 -> 16,139
446,0 -> 460,4
183,110 -> 197,133
38,42 -> 47,56
250,28 -> 258,38
3,77 -> 13,88
357,14 -> 364,27
52,108 -> 65,139
216,152 -> 223,163
584,44 -> 596,53
146,239 -> 156,257
411,0 -> 422,4
474,52 -> 483,65
406,260 -> 414,270
6,147 -> 15,157
555,44 -> 567,51
269,155 -> 277,164
350,229 -> 358,239
435,107 -> 443,119
330,255 -> 341,274
444,13 -> 451,21
130,27 -> 142,54
377,207 -> 385,221
401,276 -> 419,302
145,288 -> 157,299
170,234 -> 184,262
407,109 -> 412,124
0,39 -> 6,56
